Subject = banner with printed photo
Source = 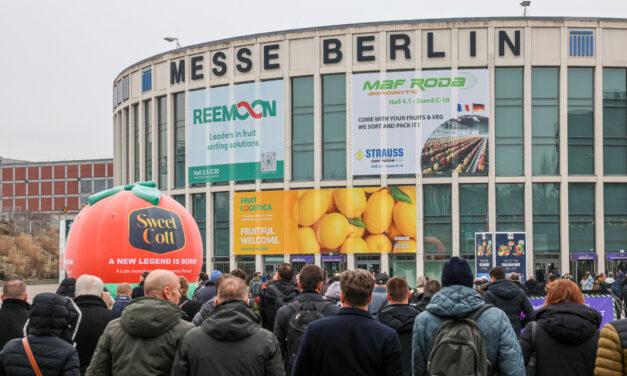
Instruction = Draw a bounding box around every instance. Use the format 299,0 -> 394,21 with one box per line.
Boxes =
188,80 -> 284,183
475,232 -> 494,280
495,232 -> 527,281
352,69 -> 489,176
234,187 -> 417,255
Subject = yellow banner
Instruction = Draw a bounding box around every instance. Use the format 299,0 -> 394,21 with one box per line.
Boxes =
234,187 -> 417,255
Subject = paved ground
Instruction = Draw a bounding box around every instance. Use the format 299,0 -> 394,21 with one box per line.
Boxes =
25,284 -> 58,303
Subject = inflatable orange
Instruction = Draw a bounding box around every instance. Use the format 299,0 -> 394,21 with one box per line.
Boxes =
64,182 -> 203,283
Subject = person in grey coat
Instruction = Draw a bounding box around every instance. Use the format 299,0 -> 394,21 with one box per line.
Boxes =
368,273 -> 389,315
412,257 -> 525,376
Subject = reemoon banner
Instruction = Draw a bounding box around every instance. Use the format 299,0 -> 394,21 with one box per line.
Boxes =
188,80 -> 284,183
351,69 -> 489,176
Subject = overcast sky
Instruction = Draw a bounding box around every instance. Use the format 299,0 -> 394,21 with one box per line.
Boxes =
1,0 -> 625,162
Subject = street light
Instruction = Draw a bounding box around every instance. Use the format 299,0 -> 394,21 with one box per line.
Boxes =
164,36 -> 181,48
520,1 -> 531,17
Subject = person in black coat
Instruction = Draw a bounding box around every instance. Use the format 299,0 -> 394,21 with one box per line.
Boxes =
258,264 -> 299,331
0,292 -> 80,375
525,275 -> 538,293
192,270 -> 222,304
178,276 -> 203,322
57,277 -> 77,298
484,266 -> 535,337
377,277 -> 421,376
0,280 -> 30,349
413,279 -> 442,312
131,271 -> 149,299
292,269 -> 402,376
520,279 -> 601,376
73,275 -> 120,374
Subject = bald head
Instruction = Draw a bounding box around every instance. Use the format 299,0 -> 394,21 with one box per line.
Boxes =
2,279 -> 27,301
144,269 -> 181,303
216,277 -> 248,305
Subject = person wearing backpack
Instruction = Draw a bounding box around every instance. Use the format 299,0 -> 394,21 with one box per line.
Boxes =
274,264 -> 339,374
412,257 -> 524,376
292,269 -> 402,376
377,277 -> 421,376
259,263 -> 299,331
520,279 -> 600,376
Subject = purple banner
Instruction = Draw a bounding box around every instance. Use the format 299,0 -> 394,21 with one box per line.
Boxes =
322,255 -> 345,263
495,232 -> 527,281
528,295 -> 617,328
606,253 -> 627,261
291,255 -> 314,263
475,232 -> 493,280
570,253 -> 597,261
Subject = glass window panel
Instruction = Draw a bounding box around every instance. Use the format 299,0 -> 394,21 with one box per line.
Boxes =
459,184 -> 488,256
532,183 -> 560,253
125,108 -> 130,184
144,100 -> 152,181
322,74 -> 346,180
495,68 -> 524,176
604,184 -> 627,251
94,179 -> 106,193
174,93 -> 186,188
193,193 -> 207,270
133,104 -> 140,182
568,68 -> 594,175
292,77 -> 314,181
569,183 -> 595,252
603,68 -> 627,175
158,96 -> 168,189
496,183 -> 524,231
532,68 -> 559,175
173,194 -> 185,208
424,185 -> 451,254
214,192 -> 230,257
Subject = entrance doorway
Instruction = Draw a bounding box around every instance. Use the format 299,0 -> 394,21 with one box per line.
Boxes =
534,259 -> 560,283
356,255 -> 381,276
264,256 -> 284,275
322,255 -> 346,277
569,254 -> 597,283
291,255 -> 314,273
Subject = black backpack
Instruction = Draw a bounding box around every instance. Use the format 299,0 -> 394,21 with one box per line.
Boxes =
285,300 -> 331,372
260,283 -> 299,330
426,304 -> 494,376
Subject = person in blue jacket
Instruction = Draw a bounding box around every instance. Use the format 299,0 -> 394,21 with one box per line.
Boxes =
412,257 -> 525,376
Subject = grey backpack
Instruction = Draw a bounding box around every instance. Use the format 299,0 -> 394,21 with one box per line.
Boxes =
426,304 -> 494,376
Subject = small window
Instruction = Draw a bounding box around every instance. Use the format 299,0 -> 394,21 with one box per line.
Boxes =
142,68 -> 152,92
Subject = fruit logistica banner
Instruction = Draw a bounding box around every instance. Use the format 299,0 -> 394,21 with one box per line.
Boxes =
188,80 -> 284,183
352,69 -> 489,176
234,187 -> 417,255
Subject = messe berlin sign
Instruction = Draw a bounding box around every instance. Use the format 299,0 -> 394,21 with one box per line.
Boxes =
351,69 -> 489,176
188,80 -> 284,183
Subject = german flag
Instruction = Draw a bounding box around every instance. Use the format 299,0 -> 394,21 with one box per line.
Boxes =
472,103 -> 485,112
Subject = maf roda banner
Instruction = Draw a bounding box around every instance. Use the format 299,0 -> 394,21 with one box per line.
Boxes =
495,232 -> 527,281
234,187 -> 417,255
188,80 -> 284,183
351,69 -> 489,176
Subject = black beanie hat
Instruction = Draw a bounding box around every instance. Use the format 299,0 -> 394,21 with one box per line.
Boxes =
441,257 -> 474,288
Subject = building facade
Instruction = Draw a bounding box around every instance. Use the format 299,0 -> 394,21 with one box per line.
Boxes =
112,17 -> 627,283
1,158 -> 113,214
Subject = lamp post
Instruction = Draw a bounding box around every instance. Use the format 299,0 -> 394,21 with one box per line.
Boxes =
164,36 -> 181,48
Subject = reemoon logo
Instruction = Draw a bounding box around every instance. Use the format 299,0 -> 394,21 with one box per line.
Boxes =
193,99 -> 277,124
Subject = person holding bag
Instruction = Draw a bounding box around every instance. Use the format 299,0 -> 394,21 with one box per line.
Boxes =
0,292 -> 81,376
520,279 -> 601,376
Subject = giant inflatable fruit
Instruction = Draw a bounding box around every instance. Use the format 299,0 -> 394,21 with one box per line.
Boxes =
64,182 -> 203,283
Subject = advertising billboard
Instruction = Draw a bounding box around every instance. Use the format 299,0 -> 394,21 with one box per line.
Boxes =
475,232 -> 494,280
188,80 -> 284,183
494,232 -> 527,281
234,187 -> 417,255
529,295 -> 617,328
351,69 -> 489,176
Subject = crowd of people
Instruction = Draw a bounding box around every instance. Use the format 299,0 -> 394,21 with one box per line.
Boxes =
1,257 -> 627,375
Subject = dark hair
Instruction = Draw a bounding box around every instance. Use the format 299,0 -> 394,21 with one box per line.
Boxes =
198,272 -> 209,282
340,269 -> 374,307
299,265 -> 324,291
328,275 -> 341,285
489,266 -> 506,280
424,279 -> 442,295
277,263 -> 294,280
178,276 -> 189,295
386,277 -> 409,302
230,269 -> 246,281
510,272 -> 520,281
548,274 -> 558,283
141,271 -> 150,279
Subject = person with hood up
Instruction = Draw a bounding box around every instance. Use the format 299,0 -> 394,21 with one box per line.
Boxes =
57,277 -> 77,298
171,275 -> 284,376
192,270 -> 222,304
520,279 -> 601,376
412,257 -> 524,376
377,277 -> 421,376
86,269 -> 194,375
0,292 -> 81,375
484,266 -> 535,337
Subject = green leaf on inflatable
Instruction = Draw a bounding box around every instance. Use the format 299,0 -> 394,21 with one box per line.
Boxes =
87,181 -> 161,206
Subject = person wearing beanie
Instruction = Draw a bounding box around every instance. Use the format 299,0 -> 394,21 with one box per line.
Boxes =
411,257 -> 524,376
192,270 -> 222,304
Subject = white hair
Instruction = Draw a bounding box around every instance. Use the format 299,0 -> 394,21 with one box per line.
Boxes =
75,274 -> 104,297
